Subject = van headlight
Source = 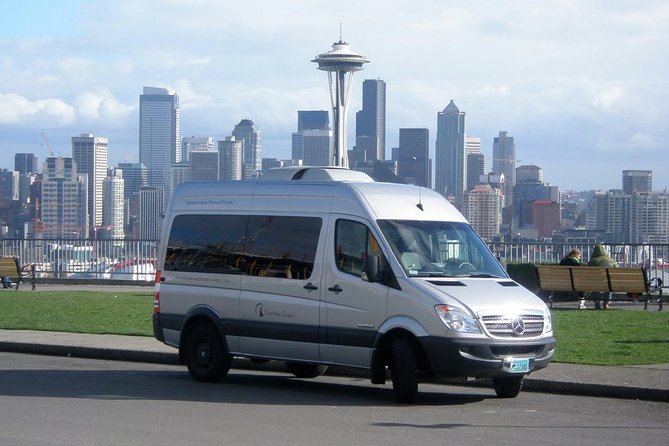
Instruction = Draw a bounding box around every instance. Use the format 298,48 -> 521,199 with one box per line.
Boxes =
435,305 -> 481,334
544,310 -> 553,333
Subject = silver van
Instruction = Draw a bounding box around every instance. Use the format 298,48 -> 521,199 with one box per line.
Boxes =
153,167 -> 554,403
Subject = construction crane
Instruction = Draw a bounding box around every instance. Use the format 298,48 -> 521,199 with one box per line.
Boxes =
40,132 -> 55,156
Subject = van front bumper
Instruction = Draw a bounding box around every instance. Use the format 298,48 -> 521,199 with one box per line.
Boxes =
419,336 -> 555,378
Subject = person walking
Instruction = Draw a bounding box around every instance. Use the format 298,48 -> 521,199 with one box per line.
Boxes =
587,243 -> 618,309
560,249 -> 585,308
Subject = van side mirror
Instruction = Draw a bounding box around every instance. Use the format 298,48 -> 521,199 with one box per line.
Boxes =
362,255 -> 380,283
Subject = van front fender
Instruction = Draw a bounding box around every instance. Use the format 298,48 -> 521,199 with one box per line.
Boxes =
377,316 -> 429,338
370,316 -> 429,385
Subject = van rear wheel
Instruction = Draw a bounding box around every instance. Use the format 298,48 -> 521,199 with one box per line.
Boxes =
185,325 -> 231,382
286,362 -> 328,378
391,338 -> 418,403
492,376 -> 523,398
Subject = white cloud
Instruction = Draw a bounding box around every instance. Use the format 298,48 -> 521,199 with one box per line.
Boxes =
0,0 -> 667,190
0,93 -> 75,126
629,133 -> 655,148
592,85 -> 624,112
74,90 -> 134,128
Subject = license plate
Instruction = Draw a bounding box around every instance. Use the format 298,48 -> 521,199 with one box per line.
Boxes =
503,357 -> 532,373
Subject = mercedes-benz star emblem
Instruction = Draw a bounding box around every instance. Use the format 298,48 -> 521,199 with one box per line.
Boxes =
511,317 -> 525,336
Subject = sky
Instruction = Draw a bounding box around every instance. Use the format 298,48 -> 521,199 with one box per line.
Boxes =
1,0 -> 667,191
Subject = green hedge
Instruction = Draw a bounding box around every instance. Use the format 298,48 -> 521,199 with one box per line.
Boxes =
506,262 -> 541,292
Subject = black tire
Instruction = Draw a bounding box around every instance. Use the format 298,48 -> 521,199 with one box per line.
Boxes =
286,362 -> 328,378
184,325 -> 231,382
492,376 -> 524,398
391,338 -> 418,403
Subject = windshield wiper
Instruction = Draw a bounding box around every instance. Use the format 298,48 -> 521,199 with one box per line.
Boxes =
467,273 -> 504,278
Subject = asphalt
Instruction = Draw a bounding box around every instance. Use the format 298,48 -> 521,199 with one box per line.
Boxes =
0,284 -> 667,403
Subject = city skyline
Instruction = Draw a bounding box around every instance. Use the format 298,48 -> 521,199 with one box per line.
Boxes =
1,0 -> 667,191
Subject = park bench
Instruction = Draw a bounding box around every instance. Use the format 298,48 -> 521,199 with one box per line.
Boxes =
0,257 -> 36,291
535,265 -> 663,311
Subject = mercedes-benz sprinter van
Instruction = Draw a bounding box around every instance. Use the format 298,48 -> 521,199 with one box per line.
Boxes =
153,167 -> 554,403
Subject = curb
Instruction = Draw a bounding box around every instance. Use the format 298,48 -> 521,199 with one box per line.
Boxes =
2,341 -> 667,403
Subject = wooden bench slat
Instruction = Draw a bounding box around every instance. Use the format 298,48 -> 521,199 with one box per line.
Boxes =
608,269 -> 647,293
571,267 -> 610,292
535,266 -> 574,291
535,264 -> 662,310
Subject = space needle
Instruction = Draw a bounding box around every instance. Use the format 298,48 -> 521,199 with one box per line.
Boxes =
312,36 -> 368,168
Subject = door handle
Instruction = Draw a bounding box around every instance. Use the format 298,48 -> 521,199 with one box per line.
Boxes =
328,284 -> 343,294
304,282 -> 318,291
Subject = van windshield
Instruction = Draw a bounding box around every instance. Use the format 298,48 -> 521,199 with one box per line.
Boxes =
377,220 -> 507,278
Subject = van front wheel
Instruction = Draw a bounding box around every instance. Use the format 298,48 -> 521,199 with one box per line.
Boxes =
185,325 -> 231,382
286,362 -> 328,378
391,338 -> 418,403
492,376 -> 523,398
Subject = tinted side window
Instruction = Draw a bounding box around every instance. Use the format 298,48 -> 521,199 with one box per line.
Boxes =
164,214 -> 247,273
335,219 -> 384,277
244,216 -> 322,280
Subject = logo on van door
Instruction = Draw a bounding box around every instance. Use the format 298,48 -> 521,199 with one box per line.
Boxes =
255,303 -> 295,319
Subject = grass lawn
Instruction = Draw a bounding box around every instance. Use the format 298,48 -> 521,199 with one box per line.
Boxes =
551,308 -> 669,365
0,291 -> 668,366
0,291 -> 154,337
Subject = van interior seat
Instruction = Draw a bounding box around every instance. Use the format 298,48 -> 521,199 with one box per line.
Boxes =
401,252 -> 423,271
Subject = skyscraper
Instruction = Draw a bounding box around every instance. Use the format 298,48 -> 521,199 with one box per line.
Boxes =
622,170 -> 652,194
592,190 -> 669,243
72,133 -> 108,238
116,162 -> 148,200
167,162 -> 190,205
513,165 -> 559,230
493,131 -> 516,209
190,151 -> 219,181
516,164 -> 543,183
292,110 -> 330,162
435,100 -> 466,205
219,136 -> 243,180
355,79 -> 386,161
463,185 -> 503,241
139,86 -> 180,188
41,157 -> 88,239
301,129 -> 333,166
0,169 -> 19,201
466,153 -> 485,191
232,119 -> 262,179
14,153 -> 38,174
181,136 -> 215,162
131,186 -> 164,240
297,110 -> 329,132
465,136 -> 484,191
101,169 -> 125,240
397,128 -> 430,188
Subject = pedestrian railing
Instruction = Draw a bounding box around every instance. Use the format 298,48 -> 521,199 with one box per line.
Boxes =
1,238 -> 667,285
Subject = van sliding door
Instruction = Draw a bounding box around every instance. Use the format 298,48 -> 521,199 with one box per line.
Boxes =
238,215 -> 324,361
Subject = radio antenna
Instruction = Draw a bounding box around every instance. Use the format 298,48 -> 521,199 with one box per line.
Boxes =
416,186 -> 424,211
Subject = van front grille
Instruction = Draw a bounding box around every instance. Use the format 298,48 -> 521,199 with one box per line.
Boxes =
480,314 -> 545,338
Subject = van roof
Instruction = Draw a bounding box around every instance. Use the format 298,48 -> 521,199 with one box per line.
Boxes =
259,166 -> 374,182
169,169 -> 467,223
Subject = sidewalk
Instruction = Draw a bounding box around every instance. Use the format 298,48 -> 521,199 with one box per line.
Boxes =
0,329 -> 667,402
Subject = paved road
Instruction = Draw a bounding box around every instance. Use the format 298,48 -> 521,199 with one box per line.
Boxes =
3,284 -> 668,403
1,352 -> 667,446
